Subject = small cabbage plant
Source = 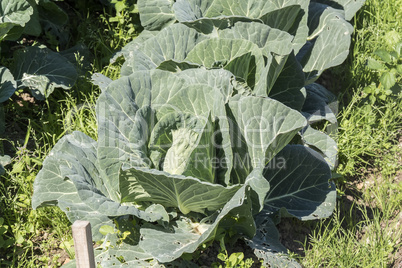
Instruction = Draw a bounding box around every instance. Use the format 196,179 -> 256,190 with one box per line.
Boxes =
0,0 -> 85,101
32,0 -> 364,267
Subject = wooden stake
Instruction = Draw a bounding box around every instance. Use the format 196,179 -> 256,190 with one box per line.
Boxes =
72,220 -> 96,268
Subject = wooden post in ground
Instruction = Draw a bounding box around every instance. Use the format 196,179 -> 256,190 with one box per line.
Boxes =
72,220 -> 96,268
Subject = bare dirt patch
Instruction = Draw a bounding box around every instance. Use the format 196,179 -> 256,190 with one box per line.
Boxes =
32,230 -> 72,267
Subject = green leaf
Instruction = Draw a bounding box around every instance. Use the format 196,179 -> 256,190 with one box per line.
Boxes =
312,0 -> 365,21
269,53 -> 306,110
32,132 -> 162,240
263,145 -> 336,220
138,0 -> 175,30
395,42 -> 402,58
11,47 -> 78,100
120,166 -> 241,214
200,0 -> 309,52
138,183 -> 254,262
99,225 -> 115,235
227,95 -> 307,172
97,99 -> 153,195
228,252 -> 244,265
0,67 -> 17,103
185,38 -> 266,94
396,64 -> 402,75
219,22 -> 294,56
23,0 -> 41,37
141,0 -> 309,52
32,132 -> 115,240
0,0 -> 33,41
374,49 -> 392,63
367,58 -> 385,70
91,73 -> 113,92
121,24 -> 207,76
302,83 -> 337,124
37,0 -> 72,47
298,3 -> 354,82
0,155 -> 11,176
149,112 -> 216,182
300,126 -> 338,169
363,84 -> 376,94
380,72 -> 396,90
219,22 -> 295,95
245,214 -> 301,268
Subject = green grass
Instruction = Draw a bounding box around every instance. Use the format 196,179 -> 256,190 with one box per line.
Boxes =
337,93 -> 402,177
299,168 -> 402,267
301,205 -> 401,267
343,0 -> 402,92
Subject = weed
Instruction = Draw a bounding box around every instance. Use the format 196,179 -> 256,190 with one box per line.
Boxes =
363,40 -> 402,104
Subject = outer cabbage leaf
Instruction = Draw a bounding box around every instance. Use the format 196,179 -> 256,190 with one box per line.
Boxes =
0,155 -> 11,176
118,20 -> 318,109
0,0 -> 33,41
263,145 -> 336,220
138,183 -> 255,262
23,0 -> 41,37
11,46 -> 78,100
0,67 -> 17,103
247,144 -> 336,265
133,0 -> 360,87
302,83 -> 337,124
121,24 -> 207,76
31,132 -> 117,240
298,2 -> 354,82
218,22 -> 294,57
62,220 -> 161,267
91,73 -> 113,92
37,0 -> 69,47
111,30 -> 159,64
32,131 -> 164,240
32,132 -> 102,208
169,0 -> 309,52
138,0 -> 176,31
300,126 -> 338,169
312,0 -> 365,20
185,38 -> 267,93
245,214 -> 302,268
185,22 -> 296,96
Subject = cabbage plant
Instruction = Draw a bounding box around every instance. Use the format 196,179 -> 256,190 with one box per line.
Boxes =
0,0 -> 79,100
32,0 -> 364,267
34,68 -> 335,267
